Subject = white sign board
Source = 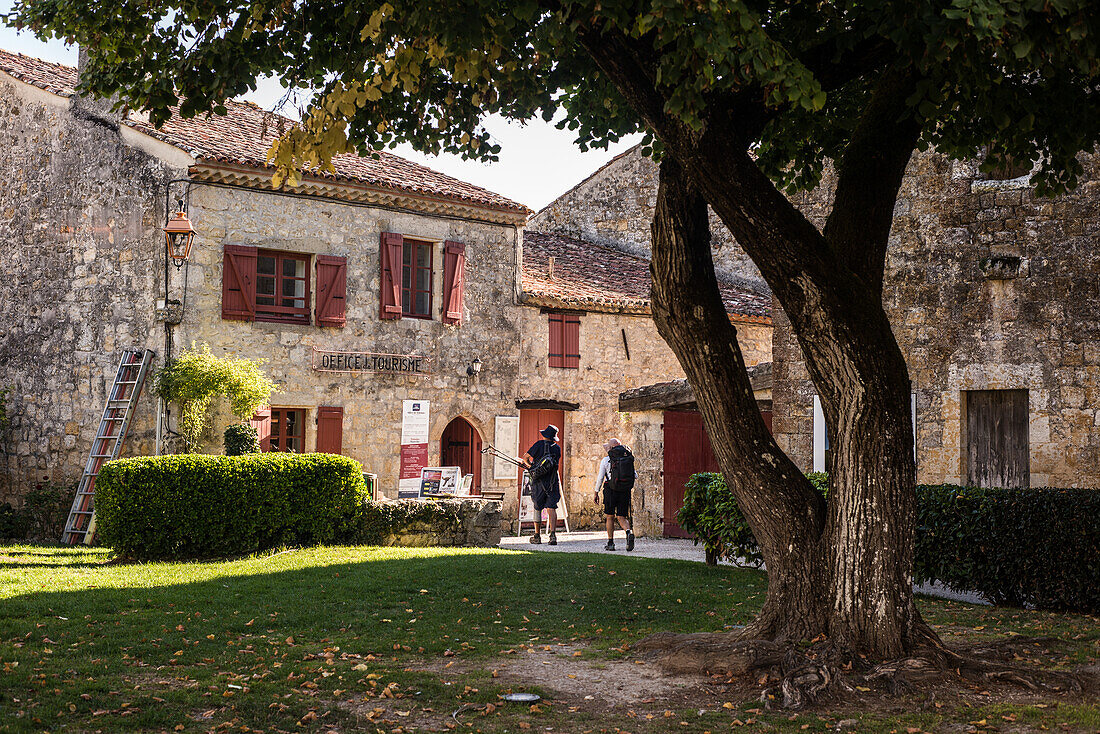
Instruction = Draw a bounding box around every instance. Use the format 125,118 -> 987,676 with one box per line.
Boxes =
399,400 -> 431,498
493,416 -> 520,480
419,466 -> 462,496
518,473 -> 569,532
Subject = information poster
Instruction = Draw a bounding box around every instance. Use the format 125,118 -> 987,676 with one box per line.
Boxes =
493,416 -> 520,479
419,466 -> 461,497
517,472 -> 569,532
398,400 -> 430,498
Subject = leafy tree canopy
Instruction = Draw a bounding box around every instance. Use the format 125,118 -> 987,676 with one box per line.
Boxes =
11,0 -> 1100,192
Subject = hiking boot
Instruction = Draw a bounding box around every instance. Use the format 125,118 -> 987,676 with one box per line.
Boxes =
529,534 -> 542,544
604,540 -> 615,551
548,533 -> 557,546
626,531 -> 635,552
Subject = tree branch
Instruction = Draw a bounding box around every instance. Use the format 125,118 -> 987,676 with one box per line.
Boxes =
822,66 -> 921,295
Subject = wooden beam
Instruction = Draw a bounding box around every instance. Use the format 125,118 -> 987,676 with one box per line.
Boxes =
618,363 -> 772,412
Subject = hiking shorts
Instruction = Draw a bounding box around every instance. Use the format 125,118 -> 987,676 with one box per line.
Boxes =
532,480 -> 560,511
603,488 -> 630,518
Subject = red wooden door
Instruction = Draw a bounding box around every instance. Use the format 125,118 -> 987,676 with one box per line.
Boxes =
662,411 -> 715,538
440,417 -> 482,492
518,409 -> 565,523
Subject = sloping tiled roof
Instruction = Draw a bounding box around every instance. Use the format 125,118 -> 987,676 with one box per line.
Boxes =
0,48 -> 529,217
522,231 -> 771,323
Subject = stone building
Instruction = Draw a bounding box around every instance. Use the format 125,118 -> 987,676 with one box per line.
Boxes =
0,48 -> 771,534
534,143 -> 1100,499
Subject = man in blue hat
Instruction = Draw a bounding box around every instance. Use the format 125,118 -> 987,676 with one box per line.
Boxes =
522,424 -> 562,545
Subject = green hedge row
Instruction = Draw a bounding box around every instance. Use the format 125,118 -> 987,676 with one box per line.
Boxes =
96,453 -> 368,560
677,472 -> 1100,613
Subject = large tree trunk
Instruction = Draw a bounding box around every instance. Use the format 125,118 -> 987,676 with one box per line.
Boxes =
576,25 -> 940,660
650,158 -> 938,660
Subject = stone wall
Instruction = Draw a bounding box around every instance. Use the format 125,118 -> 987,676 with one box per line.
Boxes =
773,151 -> 1100,488
360,498 -> 503,548
0,72 -> 174,502
531,146 -> 767,292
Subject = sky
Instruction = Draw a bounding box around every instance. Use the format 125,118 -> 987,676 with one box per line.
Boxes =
0,15 -> 642,211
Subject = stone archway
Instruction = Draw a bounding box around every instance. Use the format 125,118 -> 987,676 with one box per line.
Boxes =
440,416 -> 483,493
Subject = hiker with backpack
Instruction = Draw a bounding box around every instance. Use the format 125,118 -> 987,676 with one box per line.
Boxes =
593,437 -> 635,551
522,424 -> 562,545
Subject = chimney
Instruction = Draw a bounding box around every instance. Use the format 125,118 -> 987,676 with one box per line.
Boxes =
71,47 -> 122,130
547,256 -> 555,280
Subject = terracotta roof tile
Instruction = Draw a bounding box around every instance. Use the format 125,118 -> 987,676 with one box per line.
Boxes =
522,230 -> 771,322
0,48 -> 529,215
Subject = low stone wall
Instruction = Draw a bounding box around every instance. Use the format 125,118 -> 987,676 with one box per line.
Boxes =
359,498 -> 503,548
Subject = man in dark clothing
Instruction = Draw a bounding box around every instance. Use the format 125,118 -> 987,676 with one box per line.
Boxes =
522,424 -> 561,545
593,438 -> 635,551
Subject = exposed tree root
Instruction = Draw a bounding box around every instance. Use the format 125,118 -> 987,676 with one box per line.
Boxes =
635,631 -> 1093,710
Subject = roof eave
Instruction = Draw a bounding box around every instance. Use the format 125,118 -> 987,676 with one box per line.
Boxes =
188,161 -> 530,227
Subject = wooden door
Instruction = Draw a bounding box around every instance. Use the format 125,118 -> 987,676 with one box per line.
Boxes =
518,408 -> 565,515
441,417 -> 482,492
662,411 -> 717,538
965,389 -> 1029,488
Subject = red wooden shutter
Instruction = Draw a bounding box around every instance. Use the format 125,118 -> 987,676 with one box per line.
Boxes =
250,408 -> 271,452
548,313 -> 564,368
563,315 -> 581,369
222,245 -> 257,321
441,240 -> 466,325
316,406 -> 344,454
379,232 -> 403,319
316,255 -> 347,327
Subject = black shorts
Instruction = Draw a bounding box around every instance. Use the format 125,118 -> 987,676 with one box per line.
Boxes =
603,489 -> 630,517
532,480 -> 560,511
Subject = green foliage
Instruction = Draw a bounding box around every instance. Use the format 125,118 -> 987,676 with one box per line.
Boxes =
224,424 -> 260,456
680,472 -> 1099,612
12,0 -> 1100,194
153,343 -> 277,452
348,499 -> 468,545
95,453 -> 367,560
676,473 -> 764,567
914,485 -> 1100,613
0,483 -> 73,540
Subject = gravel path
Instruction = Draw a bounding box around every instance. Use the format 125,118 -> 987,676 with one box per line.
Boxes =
499,530 -> 989,605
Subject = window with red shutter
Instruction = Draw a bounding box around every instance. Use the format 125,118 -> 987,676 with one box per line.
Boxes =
315,255 -> 347,327
222,245 -> 257,321
380,232 -> 404,319
441,240 -> 466,325
316,406 -> 344,455
256,250 -> 311,323
548,312 -> 580,369
563,315 -> 581,368
250,408 -> 271,452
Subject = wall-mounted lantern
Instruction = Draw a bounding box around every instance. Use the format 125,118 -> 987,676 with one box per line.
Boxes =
466,357 -> 483,377
163,199 -> 196,268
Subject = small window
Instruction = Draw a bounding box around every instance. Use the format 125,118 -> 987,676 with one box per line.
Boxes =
401,239 -> 434,318
256,250 -> 310,323
548,312 -> 580,369
270,408 -> 306,453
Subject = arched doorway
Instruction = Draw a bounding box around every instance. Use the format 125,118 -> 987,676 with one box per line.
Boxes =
440,417 -> 482,493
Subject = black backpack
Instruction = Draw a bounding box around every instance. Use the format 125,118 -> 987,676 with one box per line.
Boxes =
529,442 -> 557,481
608,448 -> 635,492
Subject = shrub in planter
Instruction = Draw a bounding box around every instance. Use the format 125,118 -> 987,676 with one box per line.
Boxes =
914,485 -> 1100,613
96,453 -> 367,560
224,424 -> 260,456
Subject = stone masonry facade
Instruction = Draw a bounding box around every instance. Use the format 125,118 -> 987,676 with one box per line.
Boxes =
774,151 -> 1100,488
0,50 -> 775,536
0,72 -> 173,501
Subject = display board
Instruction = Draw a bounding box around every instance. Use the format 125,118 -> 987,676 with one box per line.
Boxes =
419,466 -> 462,497
493,416 -> 520,479
517,472 -> 569,535
399,400 -> 430,498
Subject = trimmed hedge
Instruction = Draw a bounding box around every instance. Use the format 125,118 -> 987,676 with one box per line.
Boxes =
96,453 -> 367,560
677,473 -> 1100,612
915,485 -> 1100,612
224,424 -> 261,456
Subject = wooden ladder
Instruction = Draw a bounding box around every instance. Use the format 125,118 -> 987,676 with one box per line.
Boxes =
62,348 -> 155,545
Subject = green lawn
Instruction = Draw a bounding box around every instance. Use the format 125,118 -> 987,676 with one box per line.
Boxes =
1,544 -> 1096,733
